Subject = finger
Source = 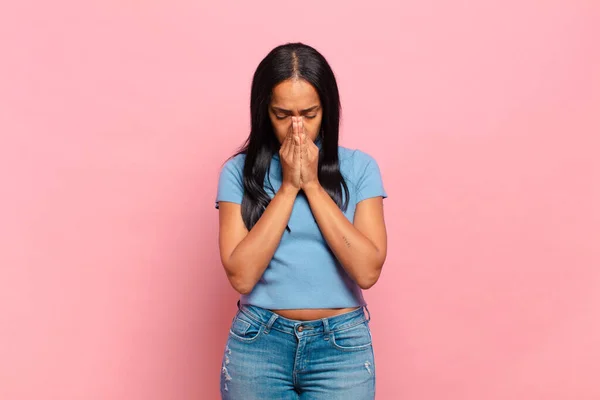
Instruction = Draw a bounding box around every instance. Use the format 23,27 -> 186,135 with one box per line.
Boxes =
292,116 -> 300,140
298,118 -> 307,148
300,129 -> 308,151
283,133 -> 295,162
298,117 -> 308,144
294,117 -> 302,143
280,132 -> 290,154
287,129 -> 296,160
293,131 -> 301,147
293,137 -> 301,166
307,141 -> 317,160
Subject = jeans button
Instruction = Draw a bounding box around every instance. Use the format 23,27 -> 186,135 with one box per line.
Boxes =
297,325 -> 304,332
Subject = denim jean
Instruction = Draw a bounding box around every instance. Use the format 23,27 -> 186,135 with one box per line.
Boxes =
220,302 -> 376,399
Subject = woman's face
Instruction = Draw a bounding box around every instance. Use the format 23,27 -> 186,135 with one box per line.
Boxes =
269,78 -> 322,145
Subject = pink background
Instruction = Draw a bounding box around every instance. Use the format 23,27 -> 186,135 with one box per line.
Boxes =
1,1 -> 599,399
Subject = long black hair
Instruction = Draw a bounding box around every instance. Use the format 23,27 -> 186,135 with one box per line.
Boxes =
234,42 -> 349,230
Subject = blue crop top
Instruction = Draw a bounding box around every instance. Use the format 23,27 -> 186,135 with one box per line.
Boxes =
215,146 -> 387,309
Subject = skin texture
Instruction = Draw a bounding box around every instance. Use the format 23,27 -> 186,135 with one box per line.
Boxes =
218,78 -> 387,321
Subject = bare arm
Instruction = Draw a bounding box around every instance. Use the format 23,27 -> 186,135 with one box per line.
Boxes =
295,116 -> 387,289
304,185 -> 387,289
218,185 -> 298,294
218,131 -> 302,294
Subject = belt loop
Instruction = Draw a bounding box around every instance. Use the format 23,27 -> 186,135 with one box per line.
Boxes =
364,305 -> 371,322
265,313 -> 278,334
322,318 -> 330,335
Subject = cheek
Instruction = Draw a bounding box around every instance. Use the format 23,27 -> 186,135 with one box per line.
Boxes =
270,118 -> 291,143
304,118 -> 322,139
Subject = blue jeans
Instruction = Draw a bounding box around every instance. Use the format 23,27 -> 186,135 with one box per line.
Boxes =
220,302 -> 376,399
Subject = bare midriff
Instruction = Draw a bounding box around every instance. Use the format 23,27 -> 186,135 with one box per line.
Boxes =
269,307 -> 360,321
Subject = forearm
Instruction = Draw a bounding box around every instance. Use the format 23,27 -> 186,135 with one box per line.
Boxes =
303,183 -> 384,289
225,185 -> 298,294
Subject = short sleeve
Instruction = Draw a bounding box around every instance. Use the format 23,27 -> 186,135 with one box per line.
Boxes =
215,156 -> 245,209
354,151 -> 387,203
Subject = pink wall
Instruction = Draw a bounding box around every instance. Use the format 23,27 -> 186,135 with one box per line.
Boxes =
1,1 -> 599,399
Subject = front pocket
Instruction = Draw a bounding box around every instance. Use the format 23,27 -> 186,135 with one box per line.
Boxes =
228,314 -> 264,342
330,322 -> 373,351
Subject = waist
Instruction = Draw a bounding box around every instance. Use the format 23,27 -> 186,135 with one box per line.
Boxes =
269,307 -> 359,321
237,301 -> 371,334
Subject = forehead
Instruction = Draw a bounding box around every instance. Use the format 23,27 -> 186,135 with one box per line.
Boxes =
270,78 -> 320,107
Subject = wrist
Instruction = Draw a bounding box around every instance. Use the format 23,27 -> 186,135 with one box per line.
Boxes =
279,183 -> 301,197
302,181 -> 323,196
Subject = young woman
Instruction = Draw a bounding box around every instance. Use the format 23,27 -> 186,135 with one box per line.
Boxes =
216,42 -> 387,399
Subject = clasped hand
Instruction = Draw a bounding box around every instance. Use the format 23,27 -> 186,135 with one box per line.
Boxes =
279,116 -> 319,191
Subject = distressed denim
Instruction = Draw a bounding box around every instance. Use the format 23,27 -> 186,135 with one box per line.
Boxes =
220,302 -> 375,399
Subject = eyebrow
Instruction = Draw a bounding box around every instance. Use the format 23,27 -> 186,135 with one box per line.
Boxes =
271,105 -> 320,114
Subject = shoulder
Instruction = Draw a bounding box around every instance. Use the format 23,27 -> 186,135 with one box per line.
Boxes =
338,146 -> 387,199
216,153 -> 246,207
224,153 -> 246,168
217,153 -> 246,188
338,146 -> 379,171
220,153 -> 246,175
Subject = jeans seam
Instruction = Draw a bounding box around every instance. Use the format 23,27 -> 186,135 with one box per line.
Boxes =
238,309 -> 296,336
330,319 -> 368,333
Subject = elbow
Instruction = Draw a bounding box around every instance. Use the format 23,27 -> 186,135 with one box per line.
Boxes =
228,273 -> 255,295
233,283 -> 253,295
223,263 -> 255,295
229,277 -> 254,295
356,269 -> 382,290
355,246 -> 386,290
356,258 -> 384,290
357,275 -> 379,290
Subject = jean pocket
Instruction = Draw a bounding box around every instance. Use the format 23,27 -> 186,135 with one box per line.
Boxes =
330,322 -> 373,351
228,312 -> 264,343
